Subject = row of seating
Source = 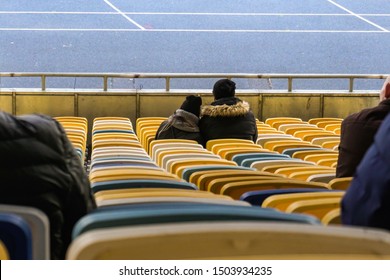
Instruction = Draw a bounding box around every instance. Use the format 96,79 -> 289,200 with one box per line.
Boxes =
5,116 -> 389,260
55,116 -> 88,165
132,119 -> 349,227
64,117 -> 356,259
198,132 -> 347,225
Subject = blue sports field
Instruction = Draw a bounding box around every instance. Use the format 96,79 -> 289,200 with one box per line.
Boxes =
1,0 -> 390,90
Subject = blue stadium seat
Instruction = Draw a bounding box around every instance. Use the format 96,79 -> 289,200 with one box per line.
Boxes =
240,188 -> 338,206
0,213 -> 33,259
91,179 -> 198,193
72,202 -> 321,239
231,152 -> 290,165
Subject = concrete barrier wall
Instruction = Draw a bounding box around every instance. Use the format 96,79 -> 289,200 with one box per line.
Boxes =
0,90 -> 379,120
0,90 -> 379,141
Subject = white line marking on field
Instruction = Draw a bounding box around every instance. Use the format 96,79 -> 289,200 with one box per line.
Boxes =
1,11 -> 390,17
102,0 -> 145,30
0,27 -> 386,33
327,0 -> 389,32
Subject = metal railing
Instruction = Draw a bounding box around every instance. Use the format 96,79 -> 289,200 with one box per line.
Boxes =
0,72 -> 388,92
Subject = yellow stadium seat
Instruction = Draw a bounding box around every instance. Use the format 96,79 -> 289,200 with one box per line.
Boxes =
321,208 -> 342,225
285,197 -> 342,220
328,177 -> 353,190
274,165 -> 335,177
292,149 -> 338,160
168,158 -> 237,176
0,240 -> 9,260
66,221 -> 390,260
272,143 -> 321,154
289,170 -> 336,181
220,179 -> 329,199
89,168 -> 180,183
207,176 -> 278,194
308,118 -> 343,125
262,191 -> 345,211
192,170 -> 283,191
205,138 -> 254,151
303,153 -> 339,164
250,159 -> 315,171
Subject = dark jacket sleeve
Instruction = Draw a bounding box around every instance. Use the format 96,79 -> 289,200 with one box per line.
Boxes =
341,114 -> 390,230
336,102 -> 390,178
0,112 -> 96,259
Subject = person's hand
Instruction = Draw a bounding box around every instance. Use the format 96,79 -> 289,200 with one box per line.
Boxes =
379,76 -> 390,101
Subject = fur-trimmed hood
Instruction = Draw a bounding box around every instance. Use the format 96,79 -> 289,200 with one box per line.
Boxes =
201,99 -> 251,117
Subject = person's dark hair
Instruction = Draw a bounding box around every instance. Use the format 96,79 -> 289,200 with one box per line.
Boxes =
212,79 -> 236,100
180,95 -> 202,117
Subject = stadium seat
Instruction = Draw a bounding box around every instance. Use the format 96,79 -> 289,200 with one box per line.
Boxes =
207,176 -> 278,194
311,136 -> 340,146
288,170 -> 335,181
272,143 -> 321,154
308,118 -> 343,125
192,170 -> 283,191
284,197 -> 342,220
240,188 -> 335,206
160,152 -> 220,170
257,136 -> 301,147
90,179 -> 198,194
307,173 -> 337,183
0,205 -> 50,260
0,240 -> 9,260
292,149 -> 338,160
250,159 -> 315,171
205,138 -> 254,151
321,208 -> 341,225
96,196 -> 251,208
273,165 -> 335,177
94,189 -> 231,206
328,177 -> 353,190
0,213 -> 33,260
71,203 -> 320,239
167,158 -> 237,176
262,191 -> 344,211
220,179 -> 329,199
67,221 -> 390,260
263,139 -> 310,151
181,165 -> 254,182
282,147 -> 323,157
89,168 -> 181,184
232,152 -> 288,166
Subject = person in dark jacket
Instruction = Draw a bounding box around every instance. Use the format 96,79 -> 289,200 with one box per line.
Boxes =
155,95 -> 203,145
341,113 -> 390,230
0,111 -> 96,259
199,79 -> 258,147
336,76 -> 390,178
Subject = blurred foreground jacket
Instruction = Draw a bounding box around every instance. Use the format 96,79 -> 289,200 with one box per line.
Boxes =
0,111 -> 96,259
341,114 -> 390,230
336,99 -> 390,178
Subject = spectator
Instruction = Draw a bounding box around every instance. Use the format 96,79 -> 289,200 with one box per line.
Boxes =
199,79 -> 258,146
341,113 -> 390,230
0,111 -> 96,259
155,95 -> 203,145
336,76 -> 390,177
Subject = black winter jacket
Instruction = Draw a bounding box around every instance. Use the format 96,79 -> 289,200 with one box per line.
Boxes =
199,97 -> 258,146
0,112 -> 96,259
336,99 -> 390,178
